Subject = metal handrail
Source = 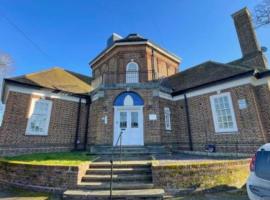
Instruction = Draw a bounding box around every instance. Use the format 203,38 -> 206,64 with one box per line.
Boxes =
109,129 -> 125,199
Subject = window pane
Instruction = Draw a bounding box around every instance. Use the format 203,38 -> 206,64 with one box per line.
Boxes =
120,112 -> 127,128
126,62 -> 139,83
29,114 -> 47,134
131,112 -> 138,128
212,94 -> 236,132
26,99 -> 52,135
255,151 -> 270,181
164,107 -> 171,130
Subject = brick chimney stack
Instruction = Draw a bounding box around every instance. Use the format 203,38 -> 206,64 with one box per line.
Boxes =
232,7 -> 268,68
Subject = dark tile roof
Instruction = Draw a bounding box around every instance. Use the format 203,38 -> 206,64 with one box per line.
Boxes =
161,61 -> 257,94
90,33 -> 180,65
6,67 -> 92,95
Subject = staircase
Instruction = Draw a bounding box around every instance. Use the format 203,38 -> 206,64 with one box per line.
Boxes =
63,162 -> 164,199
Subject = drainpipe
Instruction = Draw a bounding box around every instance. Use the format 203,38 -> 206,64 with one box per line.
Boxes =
83,96 -> 91,151
151,48 -> 155,80
184,94 -> 193,151
74,98 -> 82,150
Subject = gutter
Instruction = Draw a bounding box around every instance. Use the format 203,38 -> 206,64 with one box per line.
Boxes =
184,94 -> 193,151
256,70 -> 270,79
83,96 -> 91,151
74,98 -> 82,150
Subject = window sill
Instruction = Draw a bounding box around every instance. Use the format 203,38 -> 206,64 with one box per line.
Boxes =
25,133 -> 48,136
214,131 -> 239,135
165,129 -> 172,131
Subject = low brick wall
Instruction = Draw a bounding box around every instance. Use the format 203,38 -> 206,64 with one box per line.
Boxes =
152,159 -> 250,192
0,161 -> 90,193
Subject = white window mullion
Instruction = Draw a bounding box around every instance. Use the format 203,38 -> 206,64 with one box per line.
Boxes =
210,92 -> 238,133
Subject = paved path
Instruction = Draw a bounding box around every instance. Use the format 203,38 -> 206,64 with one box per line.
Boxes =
168,190 -> 249,200
0,188 -> 60,200
0,188 -> 248,200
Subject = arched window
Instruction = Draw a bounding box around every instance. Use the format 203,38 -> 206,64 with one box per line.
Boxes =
126,61 -> 139,83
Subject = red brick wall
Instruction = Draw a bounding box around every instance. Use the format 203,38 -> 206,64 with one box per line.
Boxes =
88,88 -> 164,146
0,91 -> 88,155
92,44 -> 179,84
179,84 -> 268,153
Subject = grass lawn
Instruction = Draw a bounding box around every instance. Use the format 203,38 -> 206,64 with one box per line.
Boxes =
1,151 -> 95,166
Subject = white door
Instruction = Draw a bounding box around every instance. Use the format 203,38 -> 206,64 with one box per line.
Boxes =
114,107 -> 143,146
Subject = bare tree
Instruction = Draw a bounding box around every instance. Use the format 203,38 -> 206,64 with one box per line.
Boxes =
254,0 -> 270,28
0,52 -> 13,95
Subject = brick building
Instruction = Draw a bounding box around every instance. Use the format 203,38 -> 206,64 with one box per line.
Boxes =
0,7 -> 270,156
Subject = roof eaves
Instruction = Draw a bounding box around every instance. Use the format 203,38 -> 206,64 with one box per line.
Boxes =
89,40 -> 181,66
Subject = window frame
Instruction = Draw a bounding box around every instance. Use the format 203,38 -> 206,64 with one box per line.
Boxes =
126,61 -> 139,83
26,97 -> 53,136
164,107 -> 171,131
210,92 -> 238,133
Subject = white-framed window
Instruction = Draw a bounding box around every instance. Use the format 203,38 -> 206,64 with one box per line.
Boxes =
0,103 -> 5,126
26,97 -> 52,136
210,92 -> 238,133
126,61 -> 139,83
164,107 -> 171,130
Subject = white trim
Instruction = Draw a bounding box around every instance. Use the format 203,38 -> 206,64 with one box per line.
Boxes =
158,76 -> 270,101
92,91 -> 105,102
164,107 -> 171,131
124,95 -> 134,106
90,41 -> 181,67
0,103 -> 5,126
158,91 -> 173,100
210,92 -> 238,133
4,85 -> 86,103
126,61 -> 139,83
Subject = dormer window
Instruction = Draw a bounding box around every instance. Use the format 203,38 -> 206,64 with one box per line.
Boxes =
126,61 -> 139,83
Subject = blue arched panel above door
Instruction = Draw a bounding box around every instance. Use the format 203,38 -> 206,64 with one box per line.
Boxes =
114,91 -> 144,106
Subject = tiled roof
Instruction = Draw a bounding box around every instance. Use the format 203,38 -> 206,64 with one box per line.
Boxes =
161,61 -> 257,94
6,67 -> 92,95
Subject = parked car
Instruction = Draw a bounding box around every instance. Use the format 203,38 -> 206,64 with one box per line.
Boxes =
247,143 -> 270,200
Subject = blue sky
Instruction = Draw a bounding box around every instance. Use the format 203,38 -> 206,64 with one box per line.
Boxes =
0,0 -> 269,77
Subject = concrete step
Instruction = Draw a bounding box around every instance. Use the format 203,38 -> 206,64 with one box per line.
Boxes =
89,152 -> 152,156
89,145 -> 170,156
86,168 -> 151,175
96,155 -> 152,161
63,189 -> 164,200
77,182 -> 154,190
90,163 -> 151,169
82,174 -> 152,182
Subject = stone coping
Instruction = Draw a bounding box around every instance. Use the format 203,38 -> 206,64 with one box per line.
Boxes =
151,158 -> 251,168
177,150 -> 253,158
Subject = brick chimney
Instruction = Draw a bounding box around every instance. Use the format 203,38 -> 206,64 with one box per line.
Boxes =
232,7 -> 268,68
